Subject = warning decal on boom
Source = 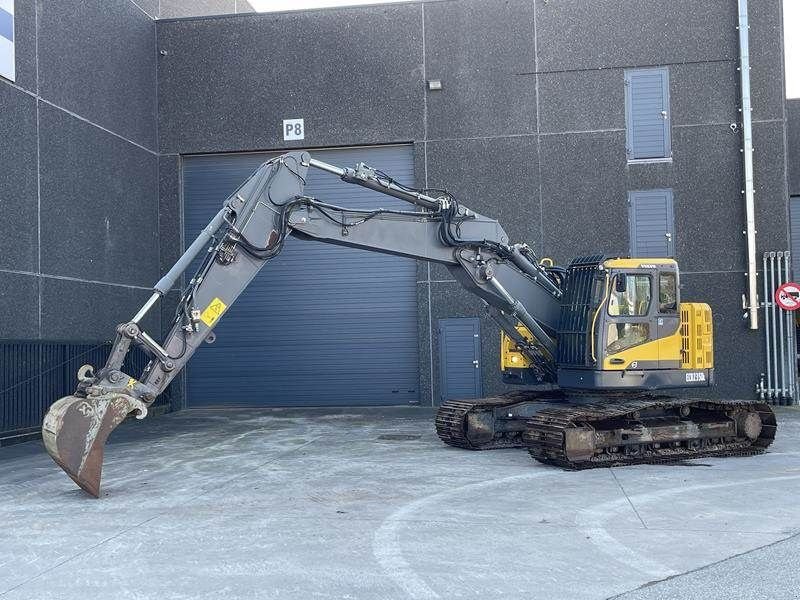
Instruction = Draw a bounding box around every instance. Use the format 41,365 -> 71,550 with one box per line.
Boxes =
200,297 -> 228,327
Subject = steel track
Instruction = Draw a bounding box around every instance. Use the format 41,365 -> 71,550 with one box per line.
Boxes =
435,393 -> 777,468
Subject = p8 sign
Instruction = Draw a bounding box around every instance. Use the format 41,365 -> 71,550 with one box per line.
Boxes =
282,118 -> 304,141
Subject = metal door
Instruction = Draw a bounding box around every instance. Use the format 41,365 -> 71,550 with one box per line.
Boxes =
625,67 -> 671,160
628,189 -> 675,257
438,318 -> 482,402
182,145 -> 419,407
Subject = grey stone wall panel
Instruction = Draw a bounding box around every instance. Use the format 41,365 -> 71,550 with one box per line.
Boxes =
537,69 -> 625,134
159,155 -> 182,277
0,86 -> 38,273
424,0 -> 537,139
788,100 -> 800,197
38,0 -> 157,149
539,131 -> 629,265
665,125 -> 744,274
669,61 -> 739,127
0,272 -> 39,339
752,120 -> 790,251
748,0 -> 785,122
40,278 -> 159,342
535,0 -> 737,72
156,6 -> 424,154
11,0 -> 37,93
416,281 -> 432,406
38,104 -> 159,288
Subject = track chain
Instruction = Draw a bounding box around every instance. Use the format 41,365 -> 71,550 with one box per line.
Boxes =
523,397 -> 777,469
434,391 -> 556,450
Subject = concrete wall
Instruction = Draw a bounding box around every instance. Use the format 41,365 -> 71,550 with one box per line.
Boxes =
155,0 -> 788,404
0,0 -> 161,347
789,99 -> 800,198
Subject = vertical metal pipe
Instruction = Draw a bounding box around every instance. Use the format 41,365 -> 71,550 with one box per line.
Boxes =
770,252 -> 779,401
738,0 -> 758,330
777,252 -> 787,402
763,252 -> 772,398
785,252 -> 796,404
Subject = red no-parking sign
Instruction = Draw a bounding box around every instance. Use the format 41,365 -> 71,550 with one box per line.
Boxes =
775,282 -> 800,311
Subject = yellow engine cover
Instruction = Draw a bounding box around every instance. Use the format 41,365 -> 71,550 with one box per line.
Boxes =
680,302 -> 714,369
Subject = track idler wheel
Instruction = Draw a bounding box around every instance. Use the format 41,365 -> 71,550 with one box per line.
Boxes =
738,411 -> 763,441
42,389 -> 147,497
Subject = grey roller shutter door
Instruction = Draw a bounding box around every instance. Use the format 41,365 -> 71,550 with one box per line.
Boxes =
629,189 -> 675,258
625,68 -> 671,160
791,196 -> 800,277
182,145 -> 419,407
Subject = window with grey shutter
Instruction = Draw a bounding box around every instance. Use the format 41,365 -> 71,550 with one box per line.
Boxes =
625,68 -> 671,160
629,189 -> 675,257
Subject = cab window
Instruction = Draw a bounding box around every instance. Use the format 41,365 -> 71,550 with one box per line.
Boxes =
659,272 -> 677,313
591,276 -> 606,305
606,323 -> 650,354
608,274 -> 651,316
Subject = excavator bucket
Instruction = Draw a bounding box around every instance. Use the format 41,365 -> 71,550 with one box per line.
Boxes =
41,393 -> 147,497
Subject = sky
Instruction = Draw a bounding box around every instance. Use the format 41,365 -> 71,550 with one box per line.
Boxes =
249,0 -> 800,99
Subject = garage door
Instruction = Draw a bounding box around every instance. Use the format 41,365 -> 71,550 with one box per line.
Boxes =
182,145 -> 419,406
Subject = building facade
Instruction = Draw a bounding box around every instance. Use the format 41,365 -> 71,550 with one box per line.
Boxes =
0,0 -> 793,437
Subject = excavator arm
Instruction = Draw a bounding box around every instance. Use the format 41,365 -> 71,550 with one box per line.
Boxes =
42,151 -> 565,496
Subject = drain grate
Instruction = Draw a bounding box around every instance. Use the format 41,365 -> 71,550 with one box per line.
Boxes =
377,433 -> 422,441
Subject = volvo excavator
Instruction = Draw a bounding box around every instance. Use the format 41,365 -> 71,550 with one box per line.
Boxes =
41,152 -> 776,496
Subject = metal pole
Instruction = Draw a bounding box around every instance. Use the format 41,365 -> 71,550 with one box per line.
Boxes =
785,252 -> 796,404
770,252 -> 779,401
738,0 -> 758,330
777,252 -> 787,402
763,252 -> 772,398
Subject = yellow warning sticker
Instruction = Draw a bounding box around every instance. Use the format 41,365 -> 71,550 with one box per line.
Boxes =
200,297 -> 228,327
127,377 -> 137,389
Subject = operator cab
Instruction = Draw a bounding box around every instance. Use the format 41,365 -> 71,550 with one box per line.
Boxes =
502,256 -> 714,391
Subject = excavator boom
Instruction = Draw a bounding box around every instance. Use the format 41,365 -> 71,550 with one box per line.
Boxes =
42,152 -> 564,496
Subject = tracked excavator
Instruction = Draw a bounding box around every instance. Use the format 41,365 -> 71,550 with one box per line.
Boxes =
41,152 -> 776,496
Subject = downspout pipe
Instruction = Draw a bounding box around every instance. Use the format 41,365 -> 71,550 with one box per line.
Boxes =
738,0 -> 758,329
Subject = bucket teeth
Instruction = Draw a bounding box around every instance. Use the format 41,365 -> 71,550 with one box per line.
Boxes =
42,394 -> 147,497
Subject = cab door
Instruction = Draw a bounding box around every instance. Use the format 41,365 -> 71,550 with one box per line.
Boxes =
656,269 -> 682,369
603,271 -> 659,369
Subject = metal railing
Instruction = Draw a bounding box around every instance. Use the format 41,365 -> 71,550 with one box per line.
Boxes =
0,340 -> 175,442
757,251 -> 797,404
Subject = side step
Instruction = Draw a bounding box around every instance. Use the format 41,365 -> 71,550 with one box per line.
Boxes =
523,398 -> 777,469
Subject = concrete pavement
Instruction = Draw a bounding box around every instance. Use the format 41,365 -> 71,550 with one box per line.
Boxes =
1,406 -> 799,599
